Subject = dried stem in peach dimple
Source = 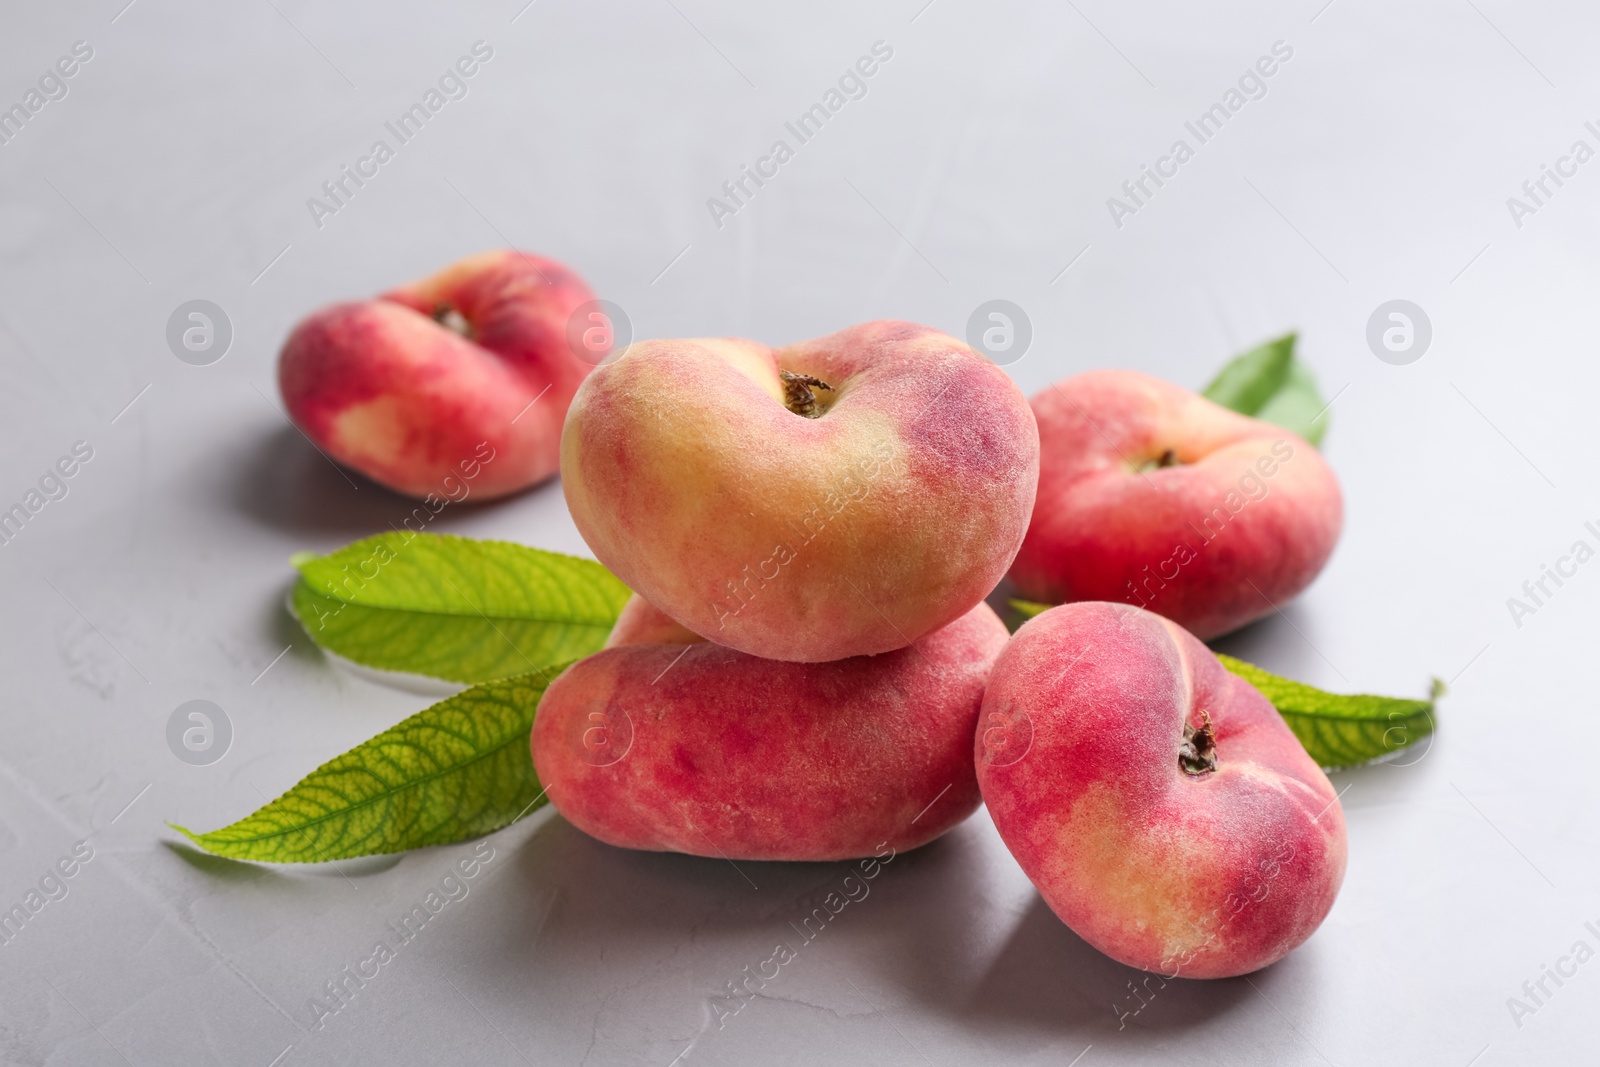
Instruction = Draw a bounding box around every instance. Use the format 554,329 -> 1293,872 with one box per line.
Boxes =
780,370 -> 833,418
1135,447 -> 1181,473
1179,709 -> 1217,777
431,303 -> 473,340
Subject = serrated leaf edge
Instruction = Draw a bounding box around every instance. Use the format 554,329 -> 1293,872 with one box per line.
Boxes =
171,666 -> 566,862
1218,653 -> 1439,771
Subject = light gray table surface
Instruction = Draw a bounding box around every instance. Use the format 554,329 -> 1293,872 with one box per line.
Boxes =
1,1 -> 1595,1064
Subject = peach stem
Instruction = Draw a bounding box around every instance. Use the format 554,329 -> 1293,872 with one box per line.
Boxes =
780,370 -> 833,418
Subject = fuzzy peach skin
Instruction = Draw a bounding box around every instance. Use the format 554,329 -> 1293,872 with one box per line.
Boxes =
278,250 -> 598,500
561,320 -> 1039,662
532,600 -> 1009,861
976,602 -> 1346,978
1008,370 -> 1343,639
603,593 -> 704,649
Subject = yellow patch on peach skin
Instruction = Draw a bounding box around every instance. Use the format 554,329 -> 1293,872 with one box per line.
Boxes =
331,394 -> 411,469
684,337 -> 786,406
644,396 -> 912,544
1049,780 -> 1228,968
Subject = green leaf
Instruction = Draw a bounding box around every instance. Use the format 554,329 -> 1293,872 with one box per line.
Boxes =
1202,332 -> 1329,446
1010,598 -> 1051,619
1218,653 -> 1441,771
171,669 -> 565,862
1003,597 -> 1052,633
289,532 -> 630,684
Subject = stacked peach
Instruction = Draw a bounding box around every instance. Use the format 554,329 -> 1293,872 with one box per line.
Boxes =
539,319 -> 1039,857
533,596 -> 1009,860
560,320 -> 1040,661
